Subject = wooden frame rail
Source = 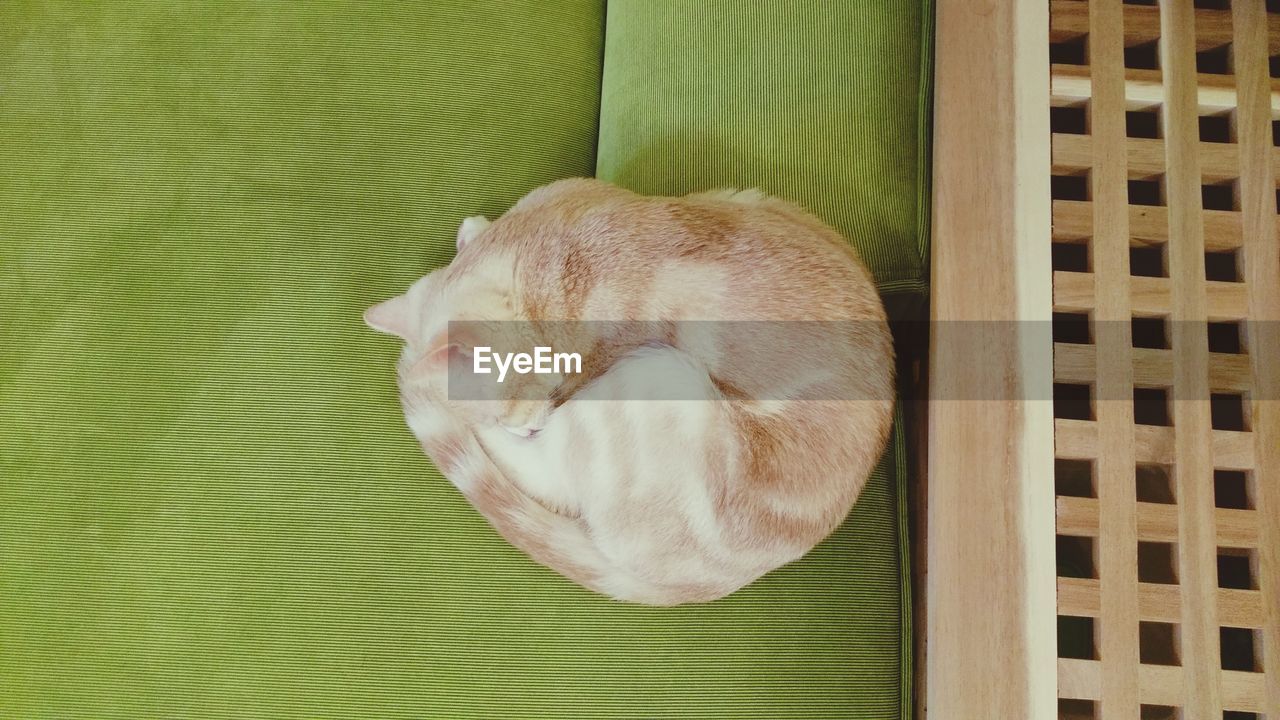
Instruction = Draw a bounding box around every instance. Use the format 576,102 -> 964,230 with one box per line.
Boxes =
927,0 -> 1057,717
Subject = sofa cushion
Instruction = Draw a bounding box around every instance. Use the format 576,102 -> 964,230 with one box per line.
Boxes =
597,0 -> 933,298
0,2 -> 911,718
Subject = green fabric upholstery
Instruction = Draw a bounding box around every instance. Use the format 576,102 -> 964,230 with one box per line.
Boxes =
1,2 -> 916,718
598,0 -> 933,298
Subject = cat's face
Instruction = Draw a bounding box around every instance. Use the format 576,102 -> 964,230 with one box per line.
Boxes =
364,221 -> 558,438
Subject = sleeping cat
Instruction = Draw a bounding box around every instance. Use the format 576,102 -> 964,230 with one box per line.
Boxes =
365,178 -> 893,605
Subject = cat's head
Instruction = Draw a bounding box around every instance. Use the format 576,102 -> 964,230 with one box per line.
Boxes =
363,217 -> 560,438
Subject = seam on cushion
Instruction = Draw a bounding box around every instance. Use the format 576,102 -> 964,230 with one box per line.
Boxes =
892,402 -> 913,720
880,279 -> 929,296
914,0 -> 936,292
589,0 -> 609,176
878,280 -> 930,309
897,2 -> 933,713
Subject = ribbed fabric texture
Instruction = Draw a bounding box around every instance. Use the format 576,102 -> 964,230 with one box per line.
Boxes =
597,3 -> 931,715
0,2 -> 921,718
598,0 -> 931,298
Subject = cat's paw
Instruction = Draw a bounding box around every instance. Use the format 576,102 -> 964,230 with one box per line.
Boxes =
457,215 -> 491,251
497,399 -> 552,439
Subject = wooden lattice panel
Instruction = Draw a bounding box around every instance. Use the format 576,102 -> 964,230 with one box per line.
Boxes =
1049,1 -> 1280,718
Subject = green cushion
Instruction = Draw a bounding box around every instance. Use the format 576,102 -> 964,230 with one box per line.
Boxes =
597,0 -> 933,297
1,2 -> 911,718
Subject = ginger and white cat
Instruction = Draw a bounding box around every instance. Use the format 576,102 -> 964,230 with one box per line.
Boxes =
365,179 -> 893,605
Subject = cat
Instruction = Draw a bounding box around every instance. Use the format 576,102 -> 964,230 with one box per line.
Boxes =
365,178 -> 893,605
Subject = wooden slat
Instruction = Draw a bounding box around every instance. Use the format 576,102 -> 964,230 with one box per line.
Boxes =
1222,669 -> 1271,715
1160,1 -> 1223,712
1052,270 -> 1249,321
1233,1 -> 1280,715
927,0 -> 1056,716
1056,496 -> 1259,548
1054,419 -> 1256,472
1053,343 -> 1253,393
1052,133 -> 1280,185
1085,3 -> 1141,715
1051,63 -> 1280,116
1057,577 -> 1266,629
1057,659 -> 1266,712
1051,3 -> 1280,717
1050,0 -> 1280,54
1058,657 -> 1100,701
1051,200 -> 1246,252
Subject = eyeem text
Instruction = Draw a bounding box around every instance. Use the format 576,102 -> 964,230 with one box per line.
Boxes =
472,346 -> 582,383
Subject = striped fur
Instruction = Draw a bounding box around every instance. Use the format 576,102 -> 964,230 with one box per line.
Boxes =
366,179 -> 893,605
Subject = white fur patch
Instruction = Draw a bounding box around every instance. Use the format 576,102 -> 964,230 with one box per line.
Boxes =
406,405 -> 455,440
448,446 -> 488,493
701,187 -> 768,204
457,215 -> 491,250
740,399 -> 790,418
650,261 -> 730,338
583,282 -> 627,322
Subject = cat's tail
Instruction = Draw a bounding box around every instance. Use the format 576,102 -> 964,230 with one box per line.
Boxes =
417,404 -> 681,606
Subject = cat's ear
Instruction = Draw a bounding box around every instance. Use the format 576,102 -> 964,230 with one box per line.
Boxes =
456,215 -> 490,251
409,327 -> 475,376
363,295 -> 414,340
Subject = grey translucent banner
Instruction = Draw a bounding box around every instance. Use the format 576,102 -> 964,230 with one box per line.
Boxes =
439,320 -> 1277,402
